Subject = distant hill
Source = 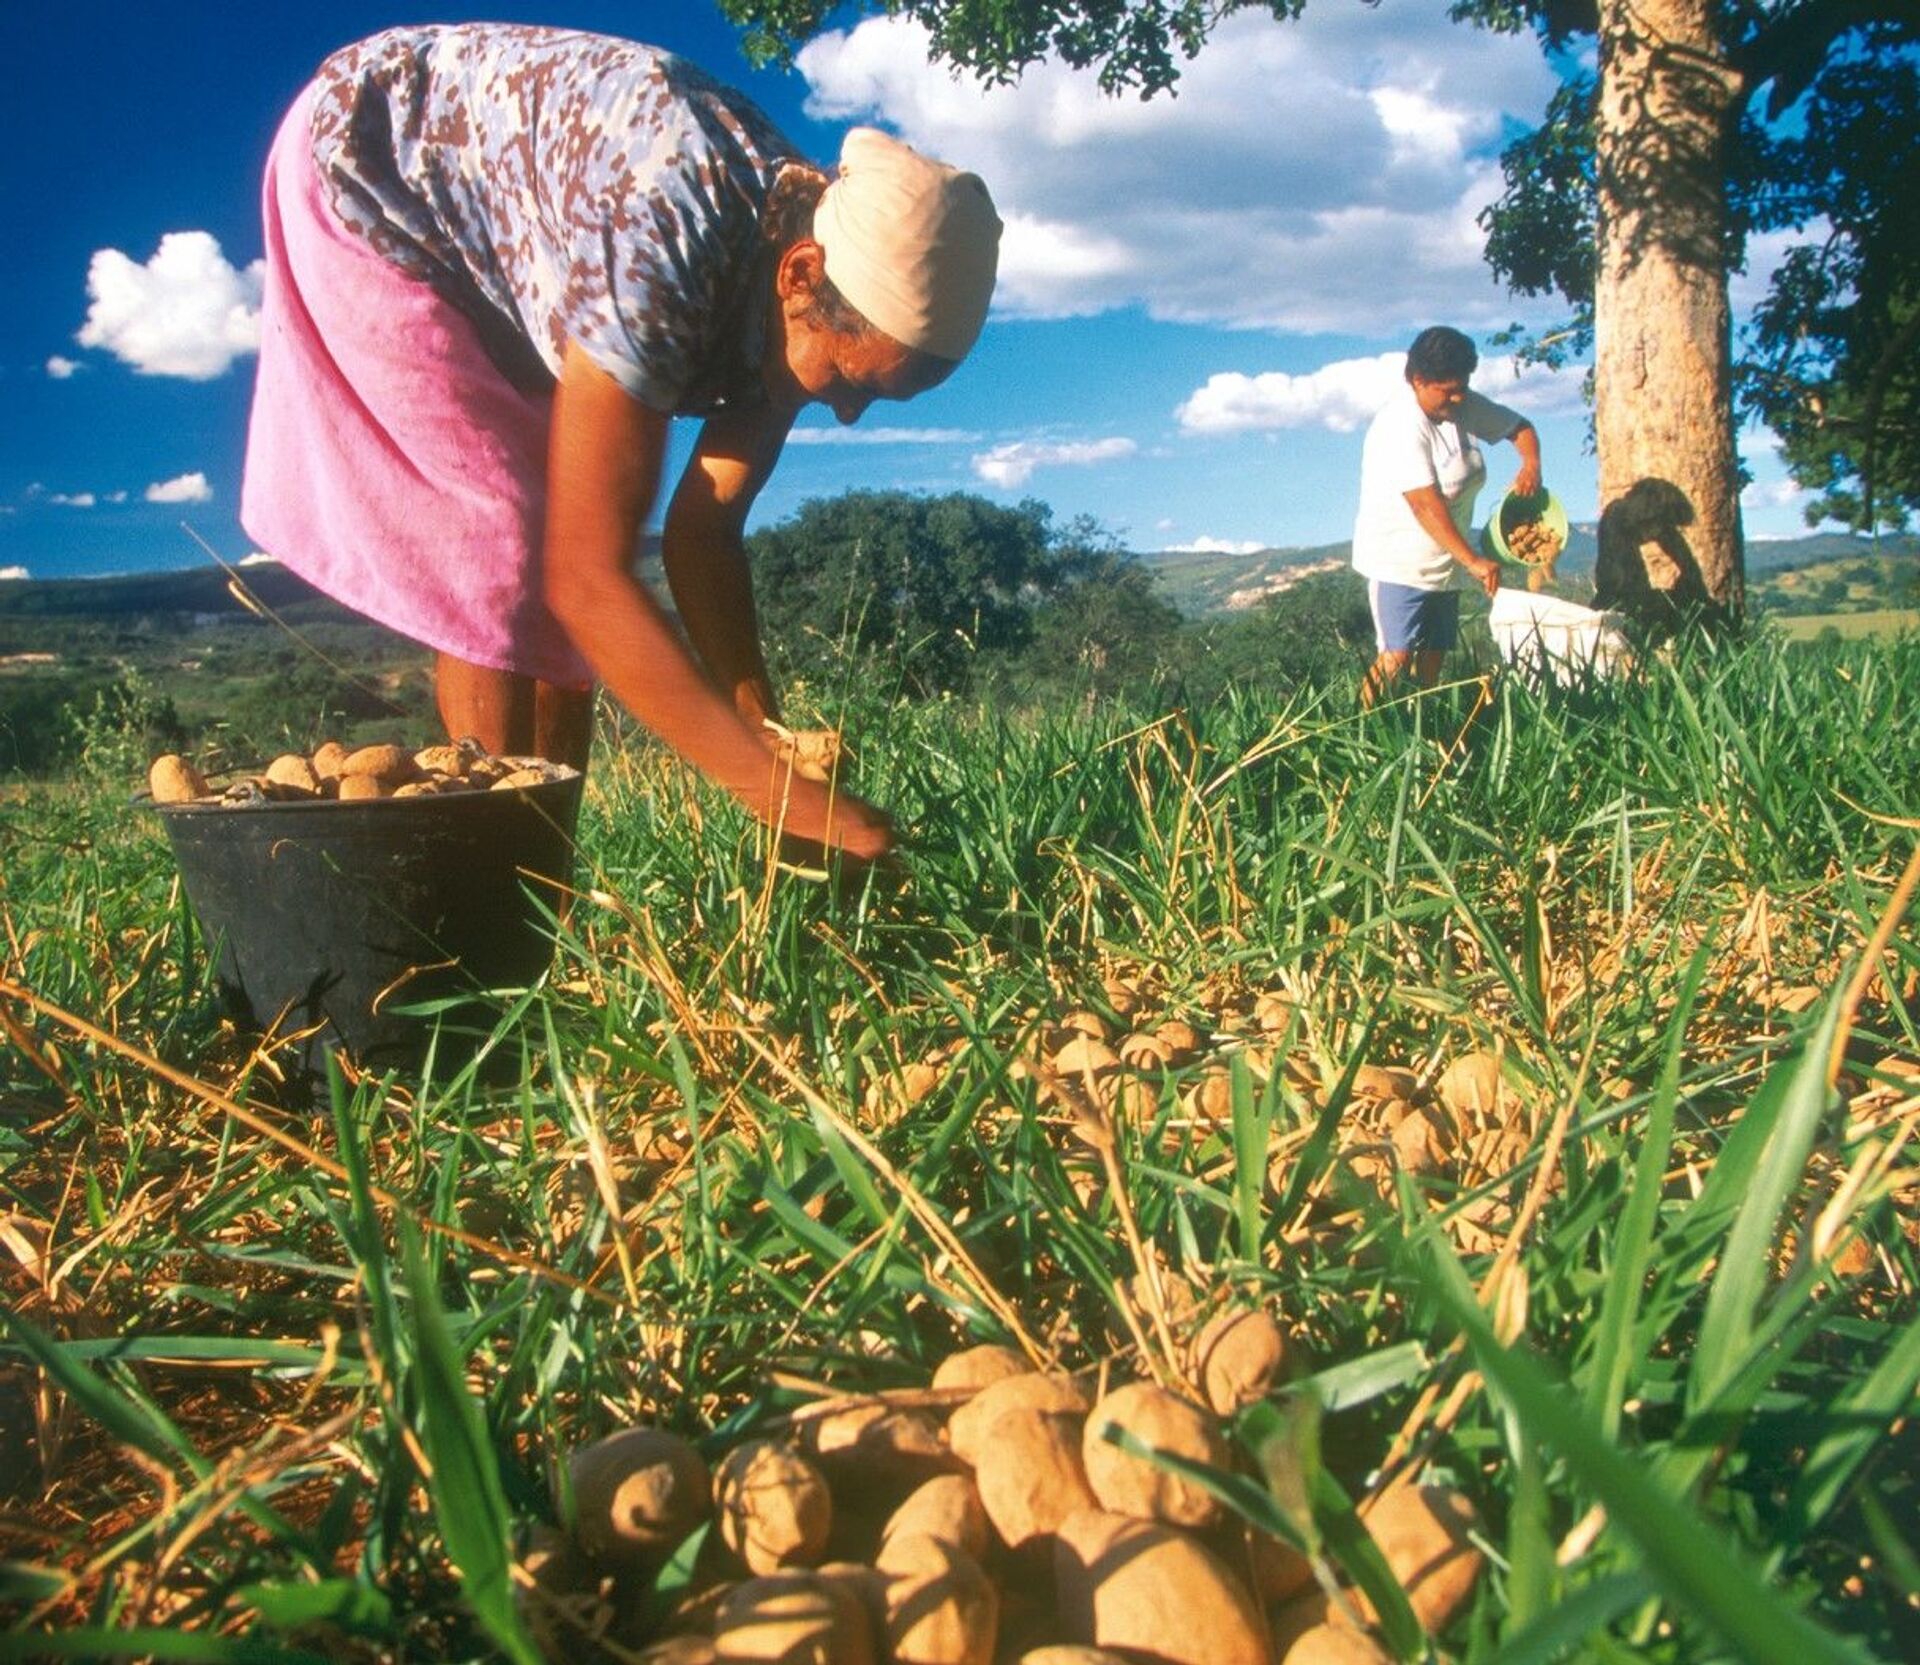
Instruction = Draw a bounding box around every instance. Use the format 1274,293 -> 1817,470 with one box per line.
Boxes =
0,530 -> 1909,631
1749,547 -> 1919,618
0,535 -> 674,641
0,562 -> 357,627
1748,531 -> 1920,571
1143,528 -> 1915,617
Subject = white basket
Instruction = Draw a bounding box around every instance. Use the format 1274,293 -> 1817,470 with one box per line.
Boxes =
1488,589 -> 1632,683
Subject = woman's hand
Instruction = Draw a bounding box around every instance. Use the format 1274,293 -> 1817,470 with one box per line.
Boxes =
776,793 -> 895,865
759,727 -> 893,859
1509,419 -> 1544,499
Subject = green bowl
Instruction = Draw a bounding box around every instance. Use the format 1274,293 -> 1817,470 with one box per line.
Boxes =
1481,488 -> 1570,563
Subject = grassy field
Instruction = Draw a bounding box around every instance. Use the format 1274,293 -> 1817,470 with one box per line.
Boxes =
2,632 -> 1917,1663
1773,609 -> 1920,642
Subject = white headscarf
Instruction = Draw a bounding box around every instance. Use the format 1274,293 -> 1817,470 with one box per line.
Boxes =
812,127 -> 1002,362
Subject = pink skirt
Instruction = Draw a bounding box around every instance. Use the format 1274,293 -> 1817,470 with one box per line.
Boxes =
240,87 -> 592,688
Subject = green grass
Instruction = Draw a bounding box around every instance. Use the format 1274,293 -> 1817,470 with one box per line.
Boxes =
2,631 -> 1917,1662
1773,609 -> 1920,642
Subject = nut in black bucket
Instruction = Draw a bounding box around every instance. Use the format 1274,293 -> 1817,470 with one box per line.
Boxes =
152,767 -> 584,1083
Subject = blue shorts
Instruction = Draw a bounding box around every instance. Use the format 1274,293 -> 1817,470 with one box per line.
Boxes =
1369,581 -> 1459,653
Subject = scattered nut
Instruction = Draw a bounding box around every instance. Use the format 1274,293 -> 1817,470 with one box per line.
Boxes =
715,1441 -> 833,1575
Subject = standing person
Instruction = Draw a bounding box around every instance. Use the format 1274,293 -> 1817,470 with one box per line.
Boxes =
1350,326 -> 1542,706
242,24 -> 1002,860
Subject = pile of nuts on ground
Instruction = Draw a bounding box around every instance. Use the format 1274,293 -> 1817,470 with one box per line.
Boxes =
146,740 -> 575,806
531,1325 -> 1482,1664
869,981 -> 1545,1258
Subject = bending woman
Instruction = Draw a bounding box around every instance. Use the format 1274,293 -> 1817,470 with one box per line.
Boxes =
241,23 -> 1002,860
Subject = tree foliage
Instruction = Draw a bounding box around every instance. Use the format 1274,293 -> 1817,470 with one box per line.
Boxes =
1466,0 -> 1920,530
720,0 -> 1308,95
998,548 -> 1186,702
1740,45 -> 1920,530
1170,568 -> 1374,703
745,489 -> 1172,696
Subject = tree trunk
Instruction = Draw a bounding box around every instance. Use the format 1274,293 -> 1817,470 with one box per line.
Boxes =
1591,0 -> 1745,626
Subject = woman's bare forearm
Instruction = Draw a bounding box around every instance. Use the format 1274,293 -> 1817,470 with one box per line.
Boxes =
1509,420 -> 1543,495
662,513 -> 780,731
662,406 -> 794,731
1404,484 -> 1500,595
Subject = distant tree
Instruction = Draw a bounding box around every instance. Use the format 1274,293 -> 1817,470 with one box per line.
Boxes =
0,672 -> 114,775
1173,569 -> 1374,702
1008,545 -> 1185,702
723,0 -> 1920,626
745,490 -> 1116,694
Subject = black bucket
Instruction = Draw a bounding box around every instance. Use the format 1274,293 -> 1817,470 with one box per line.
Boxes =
152,771 -> 584,1082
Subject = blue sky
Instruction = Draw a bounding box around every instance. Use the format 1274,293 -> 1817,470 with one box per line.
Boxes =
0,0 -> 1829,583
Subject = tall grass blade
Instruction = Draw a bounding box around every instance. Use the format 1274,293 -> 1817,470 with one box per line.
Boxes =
1586,943 -> 1712,1437
1228,1054 -> 1270,1263
1859,1494 -> 1920,1601
1689,993 -> 1846,1413
1240,1396 -> 1428,1660
237,1577 -> 393,1636
806,1099 -> 896,1231
0,1564 -> 65,1603
1275,1023 -> 1379,1221
1286,1341 -> 1428,1413
1490,1571 -> 1657,1665
1,1306 -> 316,1568
1501,1445 -> 1556,1641
1410,1227 -> 1870,1665
1307,1466 -> 1428,1664
399,1226 -> 543,1665
1,1310 -> 194,1467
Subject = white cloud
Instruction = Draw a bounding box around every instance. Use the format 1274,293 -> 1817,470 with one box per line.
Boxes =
1179,354 -> 1403,434
796,3 -> 1559,333
1177,349 -> 1588,434
1735,429 -> 1839,528
971,436 -> 1137,489
785,425 -> 982,446
0,566 -> 28,581
1370,84 -> 1472,168
238,551 -> 279,567
1165,535 -> 1268,555
105,490 -> 128,504
76,231 -> 264,379
1741,477 -> 1810,512
49,492 -> 97,508
144,471 -> 214,504
45,355 -> 81,379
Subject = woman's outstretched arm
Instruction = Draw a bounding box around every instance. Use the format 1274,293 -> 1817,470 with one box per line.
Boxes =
543,341 -> 892,857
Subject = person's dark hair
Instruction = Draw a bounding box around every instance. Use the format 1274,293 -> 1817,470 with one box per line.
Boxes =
1404,326 -> 1478,383
764,162 -> 877,339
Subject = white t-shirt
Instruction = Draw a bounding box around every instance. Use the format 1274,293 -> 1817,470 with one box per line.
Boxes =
1351,384 -> 1523,590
